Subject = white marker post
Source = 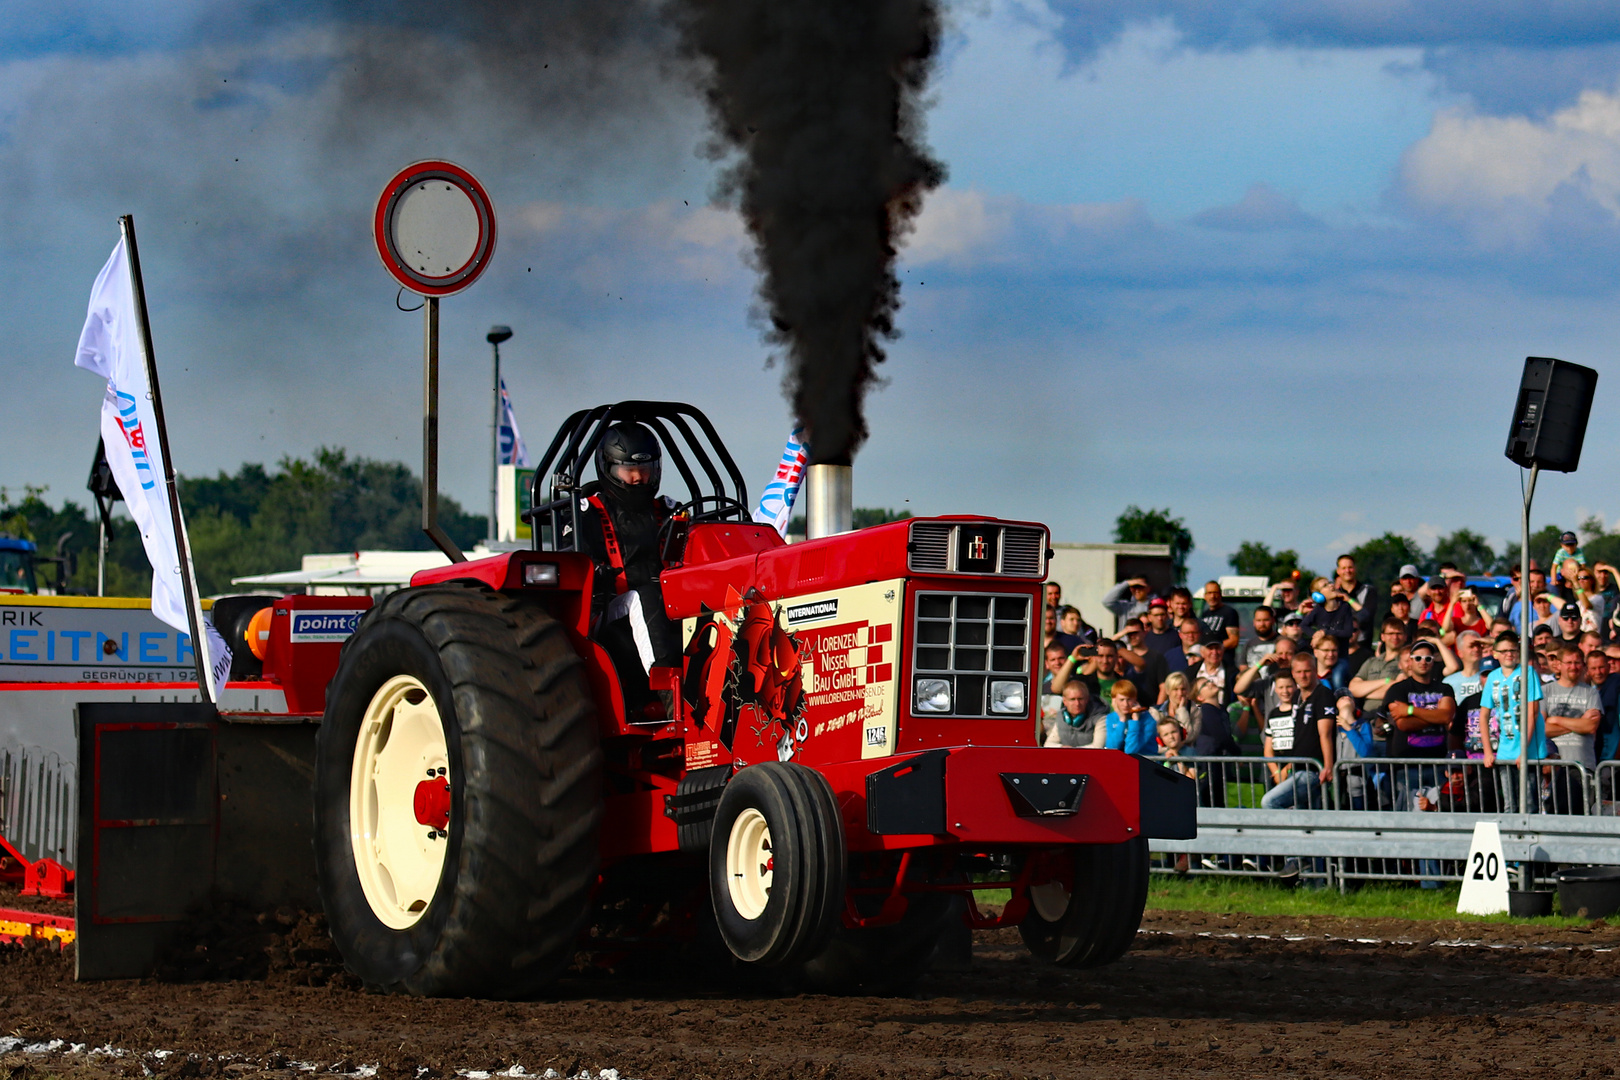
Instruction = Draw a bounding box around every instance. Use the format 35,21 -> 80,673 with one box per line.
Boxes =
373,160 -> 499,564
1456,821 -> 1509,915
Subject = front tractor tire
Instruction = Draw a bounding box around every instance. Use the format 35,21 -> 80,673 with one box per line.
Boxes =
314,582 -> 601,997
709,762 -> 846,968
1019,837 -> 1149,968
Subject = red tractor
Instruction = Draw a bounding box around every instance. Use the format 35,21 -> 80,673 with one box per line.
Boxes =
310,401 -> 1194,996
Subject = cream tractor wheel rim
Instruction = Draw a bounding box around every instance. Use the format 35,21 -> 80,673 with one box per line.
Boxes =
349,675 -> 451,930
1029,880 -> 1070,923
725,807 -> 774,920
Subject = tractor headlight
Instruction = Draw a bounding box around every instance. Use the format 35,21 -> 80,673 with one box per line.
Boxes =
523,562 -> 560,586
914,678 -> 952,713
989,679 -> 1026,715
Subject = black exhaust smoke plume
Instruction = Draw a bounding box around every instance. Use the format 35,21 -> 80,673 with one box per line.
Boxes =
310,0 -> 944,464
672,0 -> 947,465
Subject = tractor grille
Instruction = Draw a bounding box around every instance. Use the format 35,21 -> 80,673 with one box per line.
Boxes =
1000,527 -> 1045,576
911,591 -> 1031,717
906,521 -> 1048,577
908,522 -> 952,572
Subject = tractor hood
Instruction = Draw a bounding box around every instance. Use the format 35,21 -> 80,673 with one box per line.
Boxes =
660,516 -> 1049,621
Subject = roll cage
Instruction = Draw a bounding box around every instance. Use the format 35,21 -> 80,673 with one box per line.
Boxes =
523,401 -> 750,553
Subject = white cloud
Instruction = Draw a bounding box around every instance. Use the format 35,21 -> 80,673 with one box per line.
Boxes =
515,199 -> 749,285
1399,89 -> 1620,245
1323,531 -> 1373,555
1411,522 -> 1444,548
902,188 -> 1015,265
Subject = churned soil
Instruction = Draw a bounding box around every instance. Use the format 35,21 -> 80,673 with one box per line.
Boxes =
1,902 -> 1618,1080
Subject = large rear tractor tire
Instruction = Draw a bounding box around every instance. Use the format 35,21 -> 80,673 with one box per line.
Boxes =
314,582 -> 600,997
1019,837 -> 1149,968
708,762 -> 845,967
795,893 -> 957,995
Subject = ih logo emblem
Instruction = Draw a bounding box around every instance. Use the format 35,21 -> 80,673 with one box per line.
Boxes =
969,534 -> 987,561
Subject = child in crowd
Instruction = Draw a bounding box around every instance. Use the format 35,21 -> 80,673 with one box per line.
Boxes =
1261,670 -> 1300,788
1102,679 -> 1157,755
1193,676 -> 1236,756
1157,718 -> 1195,777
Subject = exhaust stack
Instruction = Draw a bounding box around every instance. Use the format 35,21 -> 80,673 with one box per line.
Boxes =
804,464 -> 853,539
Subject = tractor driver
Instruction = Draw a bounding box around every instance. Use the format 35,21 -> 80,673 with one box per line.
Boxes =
576,422 -> 682,688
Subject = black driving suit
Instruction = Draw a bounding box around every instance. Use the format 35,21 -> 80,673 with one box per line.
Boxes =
573,481 -> 682,669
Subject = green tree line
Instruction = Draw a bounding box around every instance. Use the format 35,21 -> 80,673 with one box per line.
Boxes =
0,449 -> 486,597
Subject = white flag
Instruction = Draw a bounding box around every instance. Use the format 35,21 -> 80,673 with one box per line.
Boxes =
74,237 -> 231,698
753,427 -> 808,537
498,378 -> 529,467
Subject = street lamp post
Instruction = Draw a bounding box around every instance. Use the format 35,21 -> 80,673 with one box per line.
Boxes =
487,325 -> 513,543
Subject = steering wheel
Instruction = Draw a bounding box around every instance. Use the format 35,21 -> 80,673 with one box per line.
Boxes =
659,495 -> 752,565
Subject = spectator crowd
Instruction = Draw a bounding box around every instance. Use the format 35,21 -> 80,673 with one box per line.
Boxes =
1038,541 -> 1620,814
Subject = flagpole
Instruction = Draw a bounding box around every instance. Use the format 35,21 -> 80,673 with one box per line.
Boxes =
118,214 -> 212,703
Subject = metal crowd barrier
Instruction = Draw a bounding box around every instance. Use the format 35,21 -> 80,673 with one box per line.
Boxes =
1144,754 -> 1620,889
1147,754 -> 1322,809
1144,755 -> 1327,882
0,743 -> 77,869
1335,756 -> 1592,815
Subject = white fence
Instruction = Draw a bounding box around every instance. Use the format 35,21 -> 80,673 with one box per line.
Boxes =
0,743 -> 76,869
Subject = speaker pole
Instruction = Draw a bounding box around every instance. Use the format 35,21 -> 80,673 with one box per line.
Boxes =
1518,462 -> 1538,843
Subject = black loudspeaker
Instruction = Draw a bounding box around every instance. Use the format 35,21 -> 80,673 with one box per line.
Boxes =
1504,357 -> 1599,472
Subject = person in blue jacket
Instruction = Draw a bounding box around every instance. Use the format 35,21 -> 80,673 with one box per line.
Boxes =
1103,679 -> 1158,755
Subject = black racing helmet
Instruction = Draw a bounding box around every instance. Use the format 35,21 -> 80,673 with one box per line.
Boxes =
595,421 -> 662,506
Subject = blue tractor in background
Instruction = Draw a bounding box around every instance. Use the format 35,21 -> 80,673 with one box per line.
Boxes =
0,536 -> 38,594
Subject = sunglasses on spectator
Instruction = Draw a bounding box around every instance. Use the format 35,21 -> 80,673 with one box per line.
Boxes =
1411,652 -> 1437,662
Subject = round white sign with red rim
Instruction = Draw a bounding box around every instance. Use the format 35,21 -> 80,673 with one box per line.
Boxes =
374,160 -> 497,297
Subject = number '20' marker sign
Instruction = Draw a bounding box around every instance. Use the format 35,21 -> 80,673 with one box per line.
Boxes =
1457,821 -> 1510,915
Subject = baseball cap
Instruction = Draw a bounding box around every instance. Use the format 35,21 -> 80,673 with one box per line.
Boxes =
1398,564 -> 1421,579
1147,597 -> 1167,609
1281,611 -> 1303,625
1561,602 -> 1581,619
1562,531 -> 1578,544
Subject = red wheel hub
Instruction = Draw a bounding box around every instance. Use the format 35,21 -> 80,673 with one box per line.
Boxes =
413,777 -> 451,831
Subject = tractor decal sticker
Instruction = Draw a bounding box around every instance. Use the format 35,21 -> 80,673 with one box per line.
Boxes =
288,610 -> 367,643
784,579 -> 903,760
680,579 -> 902,763
784,598 -> 838,625
798,618 -> 895,755
682,586 -> 808,762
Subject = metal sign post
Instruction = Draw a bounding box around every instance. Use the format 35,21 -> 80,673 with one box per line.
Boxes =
1501,355 -> 1598,836
1518,463 -> 1538,823
373,160 -> 499,564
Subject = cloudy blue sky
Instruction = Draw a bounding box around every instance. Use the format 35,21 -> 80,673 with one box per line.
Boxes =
4,1 -> 1620,585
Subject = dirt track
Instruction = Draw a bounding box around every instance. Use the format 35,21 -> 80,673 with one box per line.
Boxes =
3,904 -> 1619,1080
